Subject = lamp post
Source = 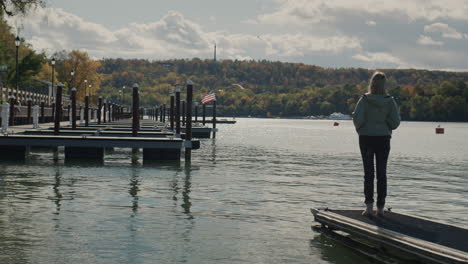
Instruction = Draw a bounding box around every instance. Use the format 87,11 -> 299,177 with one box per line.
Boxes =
84,79 -> 87,96
51,57 -> 56,106
15,36 -> 20,98
70,70 -> 75,94
84,80 -> 89,126
121,85 -> 125,104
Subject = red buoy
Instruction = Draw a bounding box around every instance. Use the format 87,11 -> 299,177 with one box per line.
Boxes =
436,126 -> 444,134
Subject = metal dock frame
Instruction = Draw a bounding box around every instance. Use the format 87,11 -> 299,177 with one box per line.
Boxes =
311,208 -> 468,264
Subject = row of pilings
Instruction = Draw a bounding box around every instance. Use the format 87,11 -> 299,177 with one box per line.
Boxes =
145,84 -> 217,140
132,81 -> 199,161
0,81 -> 207,162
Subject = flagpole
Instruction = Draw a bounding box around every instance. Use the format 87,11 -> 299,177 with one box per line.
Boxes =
212,100 -> 217,138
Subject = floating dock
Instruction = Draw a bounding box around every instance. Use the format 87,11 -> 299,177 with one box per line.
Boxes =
311,208 -> 468,264
195,119 -> 236,124
0,81 -> 212,162
0,119 -> 201,162
0,134 -> 188,161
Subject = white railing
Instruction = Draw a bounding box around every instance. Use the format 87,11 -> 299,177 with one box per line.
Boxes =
1,87 -> 53,105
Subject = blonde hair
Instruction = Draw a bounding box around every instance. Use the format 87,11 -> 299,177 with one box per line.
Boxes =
368,71 -> 387,95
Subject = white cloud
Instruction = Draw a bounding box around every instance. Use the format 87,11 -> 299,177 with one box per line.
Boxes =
254,0 -> 468,25
6,7 -> 361,60
352,52 -> 413,68
417,35 -> 444,46
5,5 -> 468,71
424,23 -> 468,39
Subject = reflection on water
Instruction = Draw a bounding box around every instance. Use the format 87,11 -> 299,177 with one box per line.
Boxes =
182,164 -> 193,219
309,234 -> 372,264
53,165 -> 62,214
129,167 -> 140,215
211,138 -> 217,163
0,119 -> 466,264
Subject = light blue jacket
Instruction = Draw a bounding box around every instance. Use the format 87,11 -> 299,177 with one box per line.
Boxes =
352,93 -> 400,136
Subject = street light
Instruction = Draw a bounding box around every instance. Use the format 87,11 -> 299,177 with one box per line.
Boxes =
84,79 -> 88,96
15,36 -> 20,98
70,70 -> 75,93
51,57 -> 56,105
121,85 -> 125,104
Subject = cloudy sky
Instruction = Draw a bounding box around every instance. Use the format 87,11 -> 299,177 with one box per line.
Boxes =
6,0 -> 468,71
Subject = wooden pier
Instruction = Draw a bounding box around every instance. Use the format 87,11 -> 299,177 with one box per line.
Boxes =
0,81 -> 209,162
311,208 -> 468,264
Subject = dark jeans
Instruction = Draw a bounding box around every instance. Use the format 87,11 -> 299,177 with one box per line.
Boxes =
359,135 -> 391,208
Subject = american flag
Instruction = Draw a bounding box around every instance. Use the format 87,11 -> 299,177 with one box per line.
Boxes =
201,91 -> 216,104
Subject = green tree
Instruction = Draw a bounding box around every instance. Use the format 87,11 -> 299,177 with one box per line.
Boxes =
409,96 -> 430,120
320,101 -> 333,115
429,95 -> 446,121
0,0 -> 45,16
436,81 -> 460,97
444,96 -> 466,121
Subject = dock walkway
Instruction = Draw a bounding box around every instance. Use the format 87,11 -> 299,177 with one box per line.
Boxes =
312,208 -> 468,264
0,119 -> 200,161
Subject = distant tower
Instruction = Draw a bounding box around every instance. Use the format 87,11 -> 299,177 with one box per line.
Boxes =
214,43 -> 217,62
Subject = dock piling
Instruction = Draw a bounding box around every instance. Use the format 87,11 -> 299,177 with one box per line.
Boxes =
182,100 -> 186,127
27,99 -> 32,124
54,83 -> 63,135
108,103 -> 111,122
132,83 -> 139,137
51,103 -> 55,121
85,94 -> 89,126
40,102 -> 45,123
103,100 -> 107,123
175,87 -> 181,137
71,88 -> 77,129
33,105 -> 39,129
9,95 -> 15,126
97,96 -> 102,124
170,92 -> 175,130
185,81 -> 193,161
202,103 -> 206,125
108,102 -> 112,122
2,102 -> 9,133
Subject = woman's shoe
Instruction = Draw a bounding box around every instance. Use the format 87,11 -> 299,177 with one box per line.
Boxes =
375,207 -> 384,217
362,203 -> 373,216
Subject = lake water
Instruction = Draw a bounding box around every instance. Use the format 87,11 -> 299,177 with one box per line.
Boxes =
0,119 -> 467,264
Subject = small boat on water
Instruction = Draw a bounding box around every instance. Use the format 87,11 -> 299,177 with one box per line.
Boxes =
328,112 -> 352,120
311,208 -> 468,264
333,122 -> 339,126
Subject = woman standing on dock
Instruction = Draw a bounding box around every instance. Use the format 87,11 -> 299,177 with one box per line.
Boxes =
352,71 -> 400,217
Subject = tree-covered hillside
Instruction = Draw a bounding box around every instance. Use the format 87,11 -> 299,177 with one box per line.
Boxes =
98,58 -> 468,121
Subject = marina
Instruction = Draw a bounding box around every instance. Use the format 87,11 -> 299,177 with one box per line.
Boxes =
1,2 -> 467,263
